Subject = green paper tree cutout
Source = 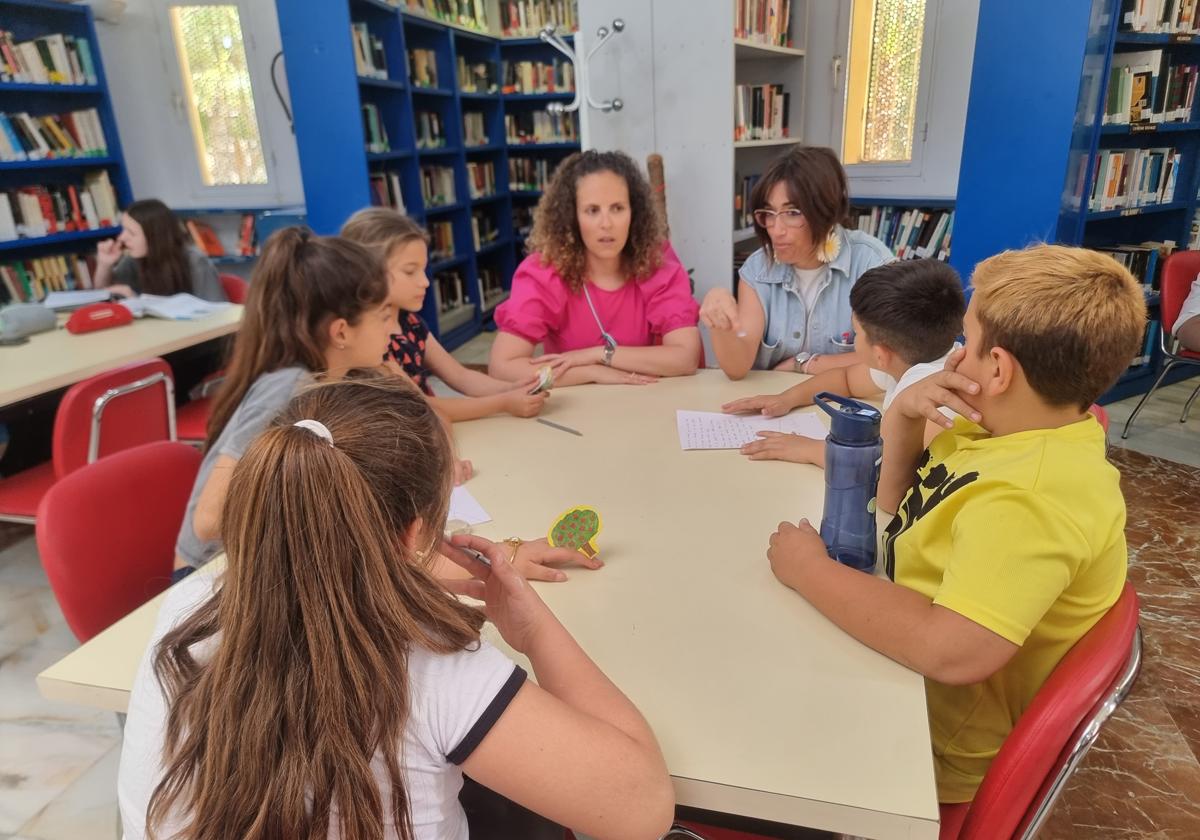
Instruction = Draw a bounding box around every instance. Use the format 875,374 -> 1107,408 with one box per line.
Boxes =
548,506 -> 601,559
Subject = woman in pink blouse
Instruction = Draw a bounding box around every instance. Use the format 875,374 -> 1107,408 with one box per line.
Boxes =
490,150 -> 701,386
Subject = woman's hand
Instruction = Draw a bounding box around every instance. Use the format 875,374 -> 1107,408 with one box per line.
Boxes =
722,393 -> 795,417
440,535 -> 561,654
561,347 -> 604,368
590,366 -> 658,385
96,238 -> 123,269
532,353 -> 574,379
454,458 -> 474,484
510,537 -> 603,582
503,388 -> 549,418
700,288 -> 744,334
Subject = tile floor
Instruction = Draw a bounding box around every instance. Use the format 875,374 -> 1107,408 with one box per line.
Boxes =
1,348 -> 1197,839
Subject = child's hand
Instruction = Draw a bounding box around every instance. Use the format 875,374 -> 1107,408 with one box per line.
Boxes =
722,393 -> 795,417
454,458 -> 474,485
504,388 -> 548,418
767,518 -> 829,589
96,238 -> 123,268
891,348 -> 982,429
740,431 -> 820,463
440,535 -> 560,654
591,366 -> 658,385
510,537 -> 603,582
533,353 -> 573,379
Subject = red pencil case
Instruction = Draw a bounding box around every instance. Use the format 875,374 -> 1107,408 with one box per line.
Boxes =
66,302 -> 134,334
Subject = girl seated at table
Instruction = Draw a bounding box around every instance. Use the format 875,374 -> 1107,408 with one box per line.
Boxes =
489,150 -> 701,386
341,207 -> 547,421
119,375 -> 675,840
94,199 -> 227,302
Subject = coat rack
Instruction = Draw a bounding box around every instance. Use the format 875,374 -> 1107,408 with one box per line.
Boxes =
539,19 -> 625,114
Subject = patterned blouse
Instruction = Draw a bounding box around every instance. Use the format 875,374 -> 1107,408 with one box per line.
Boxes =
386,311 -> 433,395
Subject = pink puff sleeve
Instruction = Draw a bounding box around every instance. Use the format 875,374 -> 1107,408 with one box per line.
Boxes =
641,242 -> 700,338
494,253 -> 569,345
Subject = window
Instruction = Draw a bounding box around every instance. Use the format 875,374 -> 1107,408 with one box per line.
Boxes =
843,0 -> 928,164
169,5 -> 267,186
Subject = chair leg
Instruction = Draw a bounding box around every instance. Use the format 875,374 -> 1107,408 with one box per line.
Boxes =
1121,362 -> 1176,439
1181,378 -> 1200,423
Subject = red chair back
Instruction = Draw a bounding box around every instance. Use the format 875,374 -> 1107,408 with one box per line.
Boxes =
1087,403 -> 1109,434
51,358 -> 176,479
1161,251 -> 1200,335
219,273 -> 249,304
35,441 -> 202,642
957,582 -> 1140,839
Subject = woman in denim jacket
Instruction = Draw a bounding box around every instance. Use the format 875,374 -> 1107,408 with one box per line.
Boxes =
702,146 -> 893,379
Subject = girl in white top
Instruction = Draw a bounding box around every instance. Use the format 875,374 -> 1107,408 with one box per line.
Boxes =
118,375 -> 674,840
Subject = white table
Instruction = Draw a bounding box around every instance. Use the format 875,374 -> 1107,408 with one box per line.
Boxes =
0,306 -> 243,408
39,370 -> 939,839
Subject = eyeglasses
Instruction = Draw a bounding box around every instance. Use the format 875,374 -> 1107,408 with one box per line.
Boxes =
753,208 -> 806,228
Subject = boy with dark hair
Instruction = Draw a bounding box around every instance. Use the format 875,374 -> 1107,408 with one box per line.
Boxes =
765,244 -> 1146,803
723,258 -> 966,466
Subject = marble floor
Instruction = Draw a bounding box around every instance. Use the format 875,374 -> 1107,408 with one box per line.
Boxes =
0,358 -> 1196,839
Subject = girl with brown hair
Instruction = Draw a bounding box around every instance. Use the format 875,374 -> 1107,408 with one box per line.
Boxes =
172,226 -> 397,576
118,376 -> 674,840
489,150 -> 701,386
94,199 -> 227,301
341,207 -> 547,421
700,145 -> 893,380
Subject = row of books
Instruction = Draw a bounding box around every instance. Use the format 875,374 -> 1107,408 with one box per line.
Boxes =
1119,0 -> 1200,34
0,254 -> 95,304
505,111 -> 577,144
735,0 -> 794,47
1088,147 -> 1182,211
479,265 -> 505,309
471,209 -> 499,250
421,165 -> 456,207
0,172 -> 119,242
410,49 -> 440,88
500,1 -> 579,37
509,156 -> 549,191
464,111 -> 489,146
1103,50 -> 1198,125
1190,208 -> 1200,248
847,205 -> 955,261
417,110 -> 447,149
733,173 -> 761,231
429,219 -> 454,260
351,23 -> 388,80
183,215 -> 255,259
0,108 -> 108,162
1129,319 -> 1159,368
1095,241 -> 1174,295
0,30 -> 97,86
513,204 -> 534,236
433,268 -> 470,318
369,169 -> 407,213
501,59 -> 574,95
467,160 -> 496,198
459,57 -> 498,94
406,0 -> 490,32
362,104 -> 390,153
734,84 -> 791,142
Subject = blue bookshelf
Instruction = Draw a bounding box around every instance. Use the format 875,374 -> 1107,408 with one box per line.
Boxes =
275,0 -> 578,348
951,0 -> 1200,404
0,0 -> 132,303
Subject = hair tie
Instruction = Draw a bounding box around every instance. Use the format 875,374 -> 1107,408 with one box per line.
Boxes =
293,419 -> 334,445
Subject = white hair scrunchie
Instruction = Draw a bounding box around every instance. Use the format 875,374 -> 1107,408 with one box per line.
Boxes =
293,419 -> 334,445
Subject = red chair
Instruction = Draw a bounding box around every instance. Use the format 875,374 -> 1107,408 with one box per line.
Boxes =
36,441 -> 201,641
219,273 -> 249,304
665,583 -> 1141,840
1088,403 -> 1109,435
0,358 -> 177,524
1122,250 -> 1200,439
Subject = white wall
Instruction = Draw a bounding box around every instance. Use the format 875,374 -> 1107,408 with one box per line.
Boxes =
803,0 -> 978,200
93,0 -> 303,209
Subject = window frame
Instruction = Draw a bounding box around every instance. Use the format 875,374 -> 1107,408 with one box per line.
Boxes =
837,0 -> 942,184
153,0 -> 286,205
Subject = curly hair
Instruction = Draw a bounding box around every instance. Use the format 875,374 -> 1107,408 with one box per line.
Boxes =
527,150 -> 665,293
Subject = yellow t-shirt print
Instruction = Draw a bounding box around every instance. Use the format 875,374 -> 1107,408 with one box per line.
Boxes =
883,417 -> 1127,804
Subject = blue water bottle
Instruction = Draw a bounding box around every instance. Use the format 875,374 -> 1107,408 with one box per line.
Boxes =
813,392 -> 883,573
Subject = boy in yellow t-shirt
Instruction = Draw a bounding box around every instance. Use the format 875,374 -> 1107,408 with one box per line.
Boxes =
765,244 -> 1146,803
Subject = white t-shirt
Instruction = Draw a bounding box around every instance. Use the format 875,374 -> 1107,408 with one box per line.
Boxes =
869,343 -> 961,415
791,266 -> 827,315
118,572 -> 524,840
1175,277 -> 1200,334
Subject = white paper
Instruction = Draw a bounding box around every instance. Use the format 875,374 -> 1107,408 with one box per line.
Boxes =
449,485 -> 491,526
676,409 -> 827,450
40,290 -> 110,310
138,293 -> 232,321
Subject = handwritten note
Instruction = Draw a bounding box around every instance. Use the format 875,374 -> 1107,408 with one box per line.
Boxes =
676,410 -> 827,450
449,485 -> 491,525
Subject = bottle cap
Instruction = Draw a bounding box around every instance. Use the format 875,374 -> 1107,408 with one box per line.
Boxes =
813,392 -> 882,444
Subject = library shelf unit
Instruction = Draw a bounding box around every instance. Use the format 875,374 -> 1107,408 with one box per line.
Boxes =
0,0 -> 132,303
274,0 -> 581,349
952,0 -> 1200,403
